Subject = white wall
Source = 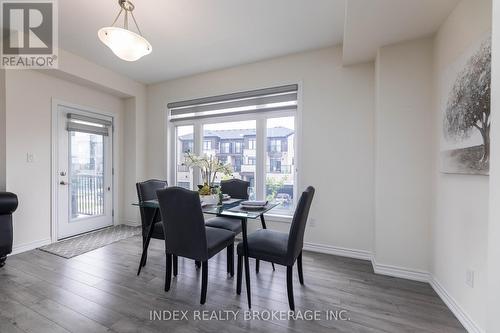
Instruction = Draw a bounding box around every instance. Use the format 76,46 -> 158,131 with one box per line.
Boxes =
146,46 -> 375,254
0,69 -> 5,191
54,49 -> 149,226
3,49 -> 147,251
374,38 -> 434,274
5,70 -> 125,248
432,0 -> 492,331
487,0 -> 500,332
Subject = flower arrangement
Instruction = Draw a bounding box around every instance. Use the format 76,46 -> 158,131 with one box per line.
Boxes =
182,152 -> 233,195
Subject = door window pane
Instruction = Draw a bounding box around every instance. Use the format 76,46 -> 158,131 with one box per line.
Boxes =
176,125 -> 194,189
266,116 -> 295,214
203,120 -> 256,187
70,132 -> 104,219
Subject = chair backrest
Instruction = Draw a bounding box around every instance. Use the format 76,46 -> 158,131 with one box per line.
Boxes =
136,179 -> 168,231
0,192 -> 18,255
156,187 -> 208,261
287,186 -> 315,262
220,179 -> 250,200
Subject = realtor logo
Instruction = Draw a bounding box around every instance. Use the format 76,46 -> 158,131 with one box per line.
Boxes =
1,0 -> 58,68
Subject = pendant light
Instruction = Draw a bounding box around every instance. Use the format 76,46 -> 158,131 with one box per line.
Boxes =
98,0 -> 152,61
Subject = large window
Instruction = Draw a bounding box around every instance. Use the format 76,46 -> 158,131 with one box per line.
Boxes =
175,125 -> 194,189
266,116 -> 295,214
203,120 -> 256,187
169,84 -> 298,216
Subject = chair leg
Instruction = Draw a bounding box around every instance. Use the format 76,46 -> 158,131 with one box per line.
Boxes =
297,251 -> 304,285
142,236 -> 148,267
138,209 -> 159,275
227,244 -> 234,277
236,254 -> 243,295
137,227 -> 154,275
287,265 -> 295,311
173,255 -> 178,277
165,254 -> 172,292
259,215 -> 275,271
200,261 -> 208,304
256,259 -> 260,274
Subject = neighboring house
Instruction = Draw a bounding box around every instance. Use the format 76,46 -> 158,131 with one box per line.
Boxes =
177,127 -> 295,199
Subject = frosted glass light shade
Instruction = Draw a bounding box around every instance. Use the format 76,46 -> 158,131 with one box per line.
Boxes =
98,27 -> 152,61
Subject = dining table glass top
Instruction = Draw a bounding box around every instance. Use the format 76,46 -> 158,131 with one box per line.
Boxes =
132,198 -> 281,219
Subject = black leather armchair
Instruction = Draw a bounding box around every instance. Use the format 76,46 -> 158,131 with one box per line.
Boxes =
0,192 -> 18,267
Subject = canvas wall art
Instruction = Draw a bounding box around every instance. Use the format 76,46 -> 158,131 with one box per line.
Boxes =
441,35 -> 491,175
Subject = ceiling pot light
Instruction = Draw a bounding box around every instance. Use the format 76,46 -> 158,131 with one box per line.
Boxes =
98,0 -> 152,61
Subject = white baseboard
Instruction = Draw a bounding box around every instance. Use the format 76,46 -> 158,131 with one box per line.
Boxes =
10,238 -> 52,255
119,219 -> 140,227
430,277 -> 484,333
303,241 -> 373,260
6,235 -> 480,333
371,258 -> 430,283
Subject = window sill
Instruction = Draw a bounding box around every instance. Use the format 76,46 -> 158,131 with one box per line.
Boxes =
264,213 -> 292,224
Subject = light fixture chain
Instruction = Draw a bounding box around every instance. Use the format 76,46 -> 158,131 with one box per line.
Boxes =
111,8 -> 123,27
130,11 -> 143,36
124,9 -> 128,30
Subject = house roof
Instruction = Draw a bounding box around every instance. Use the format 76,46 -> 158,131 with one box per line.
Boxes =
179,127 -> 294,141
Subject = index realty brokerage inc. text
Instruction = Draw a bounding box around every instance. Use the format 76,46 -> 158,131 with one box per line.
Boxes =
150,309 -> 350,321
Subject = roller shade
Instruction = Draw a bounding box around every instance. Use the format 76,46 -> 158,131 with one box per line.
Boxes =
66,113 -> 112,136
168,84 -> 298,122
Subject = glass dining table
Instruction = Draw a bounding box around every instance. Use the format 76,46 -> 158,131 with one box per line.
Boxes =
132,197 -> 280,308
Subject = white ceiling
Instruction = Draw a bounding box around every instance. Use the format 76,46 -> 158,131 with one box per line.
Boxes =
59,0 -> 345,84
343,0 -> 460,65
59,0 -> 461,84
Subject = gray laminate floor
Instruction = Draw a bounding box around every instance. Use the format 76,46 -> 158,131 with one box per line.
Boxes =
0,236 -> 466,333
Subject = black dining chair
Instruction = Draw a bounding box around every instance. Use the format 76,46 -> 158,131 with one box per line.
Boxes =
236,186 -> 315,310
136,179 -> 177,275
205,178 -> 273,274
157,186 -> 236,304
205,178 -> 250,234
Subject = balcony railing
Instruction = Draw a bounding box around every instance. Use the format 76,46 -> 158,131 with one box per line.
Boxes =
71,174 -> 104,217
241,164 -> 256,173
266,165 -> 293,174
177,164 -> 190,172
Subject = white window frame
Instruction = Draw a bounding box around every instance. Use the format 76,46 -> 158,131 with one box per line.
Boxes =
166,84 -> 302,221
234,141 -> 243,153
248,139 -> 256,150
203,140 -> 212,150
270,139 -> 282,153
221,142 -> 231,154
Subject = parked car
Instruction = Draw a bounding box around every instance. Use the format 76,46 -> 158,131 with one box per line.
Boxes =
275,193 -> 292,206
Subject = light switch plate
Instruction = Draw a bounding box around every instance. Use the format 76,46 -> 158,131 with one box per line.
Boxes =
466,269 -> 475,288
26,153 -> 35,163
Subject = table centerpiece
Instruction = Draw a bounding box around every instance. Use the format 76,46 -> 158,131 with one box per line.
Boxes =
183,152 -> 233,205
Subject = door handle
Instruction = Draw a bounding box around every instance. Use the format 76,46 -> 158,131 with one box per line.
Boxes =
60,181 -> 69,185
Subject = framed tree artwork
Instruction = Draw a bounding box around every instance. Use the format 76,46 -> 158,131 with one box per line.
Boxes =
441,35 -> 491,175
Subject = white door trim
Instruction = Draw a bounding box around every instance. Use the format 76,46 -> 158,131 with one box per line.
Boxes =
51,98 -> 115,242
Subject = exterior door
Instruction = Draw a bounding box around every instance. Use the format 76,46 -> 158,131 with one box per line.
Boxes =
56,105 -> 113,239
